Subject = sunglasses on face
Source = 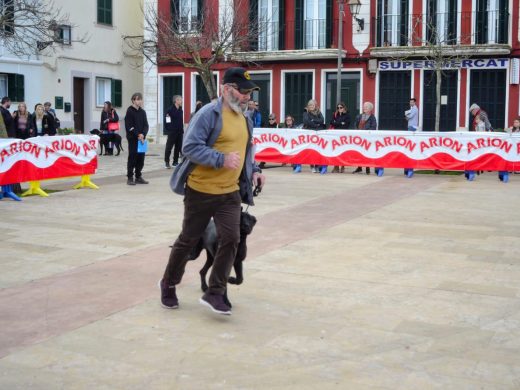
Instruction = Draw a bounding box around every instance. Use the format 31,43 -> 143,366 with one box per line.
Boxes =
337,106 -> 344,109
228,84 -> 252,95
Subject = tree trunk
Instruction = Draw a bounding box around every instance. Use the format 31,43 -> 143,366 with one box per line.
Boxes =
435,68 -> 442,132
200,69 -> 218,101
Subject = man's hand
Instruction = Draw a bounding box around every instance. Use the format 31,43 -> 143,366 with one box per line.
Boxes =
138,133 -> 145,141
223,151 -> 241,170
253,172 -> 266,189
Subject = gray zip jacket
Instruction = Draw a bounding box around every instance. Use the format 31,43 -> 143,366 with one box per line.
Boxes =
169,97 -> 260,205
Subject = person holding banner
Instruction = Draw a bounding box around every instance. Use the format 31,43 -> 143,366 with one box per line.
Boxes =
31,103 -> 56,136
125,92 -> 149,185
330,102 -> 351,173
403,98 -> 419,177
299,99 -> 326,174
353,102 -> 377,175
469,104 -> 492,132
13,103 -> 33,139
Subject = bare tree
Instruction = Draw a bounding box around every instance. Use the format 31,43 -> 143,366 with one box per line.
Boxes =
0,0 -> 87,57
383,14 -> 483,132
125,0 -> 267,100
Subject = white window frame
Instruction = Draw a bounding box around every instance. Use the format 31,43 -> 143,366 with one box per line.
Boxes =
57,25 -> 72,45
96,77 -> 111,107
258,0 -> 279,51
179,0 -> 198,33
381,0 -> 401,47
304,0 -> 326,49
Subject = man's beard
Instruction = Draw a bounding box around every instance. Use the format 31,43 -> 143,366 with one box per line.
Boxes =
228,92 -> 246,114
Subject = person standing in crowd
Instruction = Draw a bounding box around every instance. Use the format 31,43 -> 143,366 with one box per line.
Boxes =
1,97 -> 15,138
13,102 -> 33,139
125,92 -> 149,185
0,110 -> 6,138
190,100 -> 203,120
278,114 -> 296,169
469,103 -> 492,131
330,102 -> 351,173
301,99 -> 326,174
44,102 -> 60,130
164,95 -> 184,169
161,67 -> 266,315
353,102 -> 377,175
267,113 -> 278,128
100,101 -> 120,155
474,115 -> 486,132
246,100 -> 262,127
405,98 -> 419,131
403,98 -> 419,176
508,118 -> 520,133
278,114 -> 296,129
31,103 -> 56,136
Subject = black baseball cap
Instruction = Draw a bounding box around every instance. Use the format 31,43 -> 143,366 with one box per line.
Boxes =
223,67 -> 260,92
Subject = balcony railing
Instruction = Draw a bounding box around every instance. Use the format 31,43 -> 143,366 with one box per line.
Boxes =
374,10 -> 509,48
303,18 -> 327,50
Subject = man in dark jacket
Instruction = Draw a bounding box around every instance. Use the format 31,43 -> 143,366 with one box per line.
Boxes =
161,67 -> 266,316
125,92 -> 149,185
164,95 -> 184,169
0,97 -> 14,138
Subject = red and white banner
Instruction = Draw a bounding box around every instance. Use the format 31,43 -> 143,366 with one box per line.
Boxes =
253,129 -> 520,171
0,135 -> 99,185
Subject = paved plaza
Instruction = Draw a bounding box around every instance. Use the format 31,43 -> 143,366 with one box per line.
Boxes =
1,143 -> 520,389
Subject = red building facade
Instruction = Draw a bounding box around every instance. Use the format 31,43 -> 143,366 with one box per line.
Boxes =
156,0 -> 519,132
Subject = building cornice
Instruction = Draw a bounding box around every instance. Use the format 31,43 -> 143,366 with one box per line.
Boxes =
229,49 -> 346,62
370,44 -> 511,58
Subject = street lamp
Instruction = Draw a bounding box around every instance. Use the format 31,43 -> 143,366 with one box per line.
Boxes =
336,0 -> 346,107
348,0 -> 365,31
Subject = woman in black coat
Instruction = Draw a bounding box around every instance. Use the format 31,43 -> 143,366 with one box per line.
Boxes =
330,102 -> 351,173
31,103 -> 56,136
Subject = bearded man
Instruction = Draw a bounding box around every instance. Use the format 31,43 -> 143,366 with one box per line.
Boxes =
159,67 -> 266,315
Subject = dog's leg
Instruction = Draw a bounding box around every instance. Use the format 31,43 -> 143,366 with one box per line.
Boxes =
228,261 -> 243,285
199,251 -> 213,292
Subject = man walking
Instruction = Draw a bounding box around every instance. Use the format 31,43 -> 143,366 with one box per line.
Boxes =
160,67 -> 266,315
469,103 -> 492,131
164,95 -> 184,169
125,92 -> 149,185
404,98 -> 419,177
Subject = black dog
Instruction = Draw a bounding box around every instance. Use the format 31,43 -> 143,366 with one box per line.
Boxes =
89,129 -> 123,156
186,210 -> 257,307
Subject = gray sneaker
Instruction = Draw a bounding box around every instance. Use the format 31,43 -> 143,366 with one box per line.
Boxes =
199,292 -> 231,315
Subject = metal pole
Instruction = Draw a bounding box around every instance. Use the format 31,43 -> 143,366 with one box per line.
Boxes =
336,2 -> 344,106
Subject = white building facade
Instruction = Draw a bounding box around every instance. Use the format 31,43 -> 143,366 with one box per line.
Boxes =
0,0 -> 144,133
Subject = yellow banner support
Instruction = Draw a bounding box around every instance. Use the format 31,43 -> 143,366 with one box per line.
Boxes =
21,181 -> 49,197
73,175 -> 99,190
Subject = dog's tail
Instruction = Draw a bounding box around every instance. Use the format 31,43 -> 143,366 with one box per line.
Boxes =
186,238 -> 204,261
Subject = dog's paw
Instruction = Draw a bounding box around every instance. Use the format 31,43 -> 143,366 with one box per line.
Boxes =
228,277 -> 243,285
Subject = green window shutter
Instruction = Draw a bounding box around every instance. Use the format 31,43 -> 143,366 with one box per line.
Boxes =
98,0 -> 112,25
249,0 -> 258,51
7,74 -> 24,102
325,0 -> 332,48
111,79 -> 122,107
295,0 -> 303,49
278,0 -> 285,49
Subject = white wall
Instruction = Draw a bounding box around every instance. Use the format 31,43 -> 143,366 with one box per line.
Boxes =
0,0 -> 144,132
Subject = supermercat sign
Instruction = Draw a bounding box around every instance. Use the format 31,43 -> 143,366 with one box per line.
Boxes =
379,58 -> 509,70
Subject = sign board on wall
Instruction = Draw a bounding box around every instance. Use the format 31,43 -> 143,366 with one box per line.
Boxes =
379,58 -> 509,70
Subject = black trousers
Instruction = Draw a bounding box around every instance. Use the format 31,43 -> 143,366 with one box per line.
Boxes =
127,138 -> 145,179
164,131 -> 183,164
163,187 -> 241,295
